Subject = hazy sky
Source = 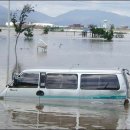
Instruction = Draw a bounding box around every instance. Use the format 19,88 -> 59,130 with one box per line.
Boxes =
0,1 -> 130,17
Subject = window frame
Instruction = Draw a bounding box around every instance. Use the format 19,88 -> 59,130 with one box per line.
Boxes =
80,74 -> 120,90
45,73 -> 78,89
12,72 -> 39,88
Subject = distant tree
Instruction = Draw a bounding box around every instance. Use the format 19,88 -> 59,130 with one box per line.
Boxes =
88,24 -> 97,37
90,26 -> 114,41
24,27 -> 34,39
43,26 -> 49,34
103,24 -> 114,41
0,29 -> 1,32
104,29 -> 114,41
88,24 -> 97,29
11,4 -> 34,72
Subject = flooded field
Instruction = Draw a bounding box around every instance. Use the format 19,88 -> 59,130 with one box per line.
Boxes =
1,28 -> 130,129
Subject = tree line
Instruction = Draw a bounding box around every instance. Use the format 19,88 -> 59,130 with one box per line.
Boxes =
88,25 -> 114,41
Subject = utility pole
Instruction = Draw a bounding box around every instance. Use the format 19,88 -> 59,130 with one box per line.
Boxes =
6,0 -> 10,84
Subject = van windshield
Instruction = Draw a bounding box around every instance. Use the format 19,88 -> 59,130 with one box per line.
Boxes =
13,72 -> 39,88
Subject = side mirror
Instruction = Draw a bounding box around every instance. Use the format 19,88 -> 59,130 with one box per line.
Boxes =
40,72 -> 46,88
12,73 -> 19,80
13,73 -> 20,86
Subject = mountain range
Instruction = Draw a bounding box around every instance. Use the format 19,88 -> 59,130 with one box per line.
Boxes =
0,5 -> 130,27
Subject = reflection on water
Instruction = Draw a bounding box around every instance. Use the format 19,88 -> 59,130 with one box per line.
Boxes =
0,100 -> 130,129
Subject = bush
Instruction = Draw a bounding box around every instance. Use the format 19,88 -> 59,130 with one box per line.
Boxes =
24,28 -> 33,39
43,27 -> 49,34
103,30 -> 114,41
90,26 -> 114,41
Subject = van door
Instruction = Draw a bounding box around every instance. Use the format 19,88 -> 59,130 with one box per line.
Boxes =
6,72 -> 39,98
36,72 -> 46,96
39,73 -> 79,105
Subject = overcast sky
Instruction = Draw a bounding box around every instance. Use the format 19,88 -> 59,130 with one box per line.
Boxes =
0,1 -> 130,17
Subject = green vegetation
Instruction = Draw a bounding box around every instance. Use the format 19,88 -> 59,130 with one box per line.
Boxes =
43,26 -> 49,34
103,29 -> 114,41
11,4 -> 34,71
90,28 -> 105,38
43,26 -> 64,34
89,25 -> 114,41
24,27 -> 34,39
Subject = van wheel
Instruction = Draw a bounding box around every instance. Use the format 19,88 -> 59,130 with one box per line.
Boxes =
36,90 -> 44,96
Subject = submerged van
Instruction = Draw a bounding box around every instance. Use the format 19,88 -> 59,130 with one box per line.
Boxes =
0,69 -> 129,105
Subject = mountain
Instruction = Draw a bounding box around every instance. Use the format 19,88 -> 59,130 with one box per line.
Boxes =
0,6 -> 8,25
11,10 -> 53,23
0,6 -> 130,27
53,10 -> 130,26
0,6 -> 52,25
27,11 -> 53,23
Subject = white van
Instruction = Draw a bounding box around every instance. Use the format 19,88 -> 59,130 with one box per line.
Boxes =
0,69 -> 129,105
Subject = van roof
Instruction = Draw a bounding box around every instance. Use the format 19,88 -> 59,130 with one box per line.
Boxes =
22,69 -> 122,74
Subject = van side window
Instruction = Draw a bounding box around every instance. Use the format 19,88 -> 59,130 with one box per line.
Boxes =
46,74 -> 78,89
80,74 -> 120,90
13,73 -> 39,88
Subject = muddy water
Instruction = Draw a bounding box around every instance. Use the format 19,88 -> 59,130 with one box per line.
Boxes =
1,28 -> 130,129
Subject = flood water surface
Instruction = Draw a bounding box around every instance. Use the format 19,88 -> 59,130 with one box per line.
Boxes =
1,29 -> 130,129
0,100 -> 130,129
